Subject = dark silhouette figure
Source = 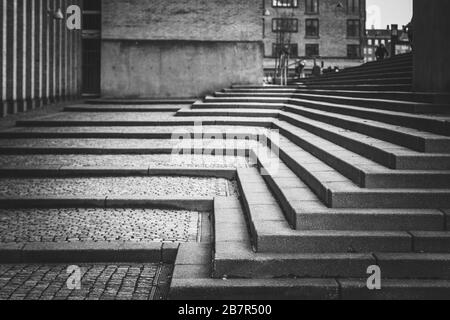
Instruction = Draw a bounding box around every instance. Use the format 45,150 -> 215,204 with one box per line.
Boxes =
375,44 -> 389,61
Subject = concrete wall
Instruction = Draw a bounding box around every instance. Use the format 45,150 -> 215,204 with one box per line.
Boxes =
101,40 -> 264,98
101,0 -> 264,98
413,0 -> 450,93
1,0 -> 82,117
262,0 -> 366,59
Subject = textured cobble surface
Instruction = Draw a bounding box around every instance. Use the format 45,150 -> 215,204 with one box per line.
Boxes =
0,177 -> 237,198
0,139 -> 258,151
0,154 -> 251,168
0,263 -> 172,300
36,112 -> 177,121
4,125 -> 265,134
0,209 -> 199,243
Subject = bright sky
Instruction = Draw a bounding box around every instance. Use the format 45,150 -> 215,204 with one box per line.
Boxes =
366,0 -> 413,29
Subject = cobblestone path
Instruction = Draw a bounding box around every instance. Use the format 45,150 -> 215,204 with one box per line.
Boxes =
0,209 -> 200,243
0,107 -> 249,300
0,263 -> 172,300
0,177 -> 237,198
0,154 -> 250,168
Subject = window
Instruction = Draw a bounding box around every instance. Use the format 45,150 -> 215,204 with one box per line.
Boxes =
305,44 -> 319,57
272,44 -> 299,57
347,0 -> 360,14
381,39 -> 386,45
368,39 -> 372,45
347,20 -> 360,37
347,45 -> 360,58
305,19 -> 319,37
273,0 -> 298,7
272,19 -> 299,33
305,0 -> 319,14
374,39 -> 379,45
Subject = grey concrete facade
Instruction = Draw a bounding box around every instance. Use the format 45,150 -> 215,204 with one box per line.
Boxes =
100,0 -> 264,98
413,0 -> 450,93
0,0 -> 82,118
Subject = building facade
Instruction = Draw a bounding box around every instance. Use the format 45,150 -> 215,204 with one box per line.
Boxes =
100,0 -> 264,99
263,0 -> 366,73
1,0 -> 83,117
364,25 -> 412,63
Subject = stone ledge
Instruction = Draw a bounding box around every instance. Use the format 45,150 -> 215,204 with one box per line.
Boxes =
0,196 -> 214,212
0,242 -> 179,264
0,167 -> 237,180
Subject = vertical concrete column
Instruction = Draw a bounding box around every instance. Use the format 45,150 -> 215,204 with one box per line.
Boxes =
68,0 -> 73,98
11,0 -> 18,114
29,0 -> 35,109
17,0 -> 26,112
413,0 -> 450,93
37,0 -> 44,108
44,0 -> 50,104
62,0 -> 67,100
57,0 -> 62,100
1,0 -> 7,116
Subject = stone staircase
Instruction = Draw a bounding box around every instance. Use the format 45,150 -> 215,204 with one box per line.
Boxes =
1,53 -> 449,300
170,55 -> 450,300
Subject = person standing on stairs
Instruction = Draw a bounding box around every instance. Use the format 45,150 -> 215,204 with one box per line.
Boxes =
375,43 -> 389,61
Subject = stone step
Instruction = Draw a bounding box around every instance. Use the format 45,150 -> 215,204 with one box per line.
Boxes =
274,121 -> 450,188
276,113 -> 450,169
236,169 -> 418,254
258,162 -> 445,231
214,240 -> 450,279
344,56 -> 412,71
213,92 -> 450,114
199,98 -> 450,140
64,105 -> 184,112
332,61 -> 413,77
0,242 -> 177,264
296,77 -> 413,86
295,84 -> 413,92
15,117 -> 273,128
0,196 -> 213,212
170,243 -> 340,300
171,243 -> 450,300
171,277 -> 450,300
300,69 -> 412,83
222,88 -> 450,104
183,104 -> 450,156
339,279 -> 450,300
262,137 -> 450,209
84,99 -> 196,105
170,276 -> 340,300
286,99 -> 450,137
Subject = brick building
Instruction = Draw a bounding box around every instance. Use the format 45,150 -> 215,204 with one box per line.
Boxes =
1,0 -> 369,116
263,0 -> 366,73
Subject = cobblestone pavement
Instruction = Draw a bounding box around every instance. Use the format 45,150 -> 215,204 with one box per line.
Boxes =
36,112 -> 177,121
0,138 -> 257,150
0,209 -> 200,243
0,154 -> 251,168
0,263 -> 172,300
3,125 -> 267,134
0,177 -> 237,198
